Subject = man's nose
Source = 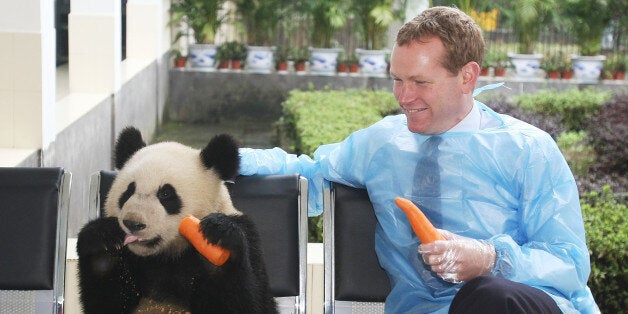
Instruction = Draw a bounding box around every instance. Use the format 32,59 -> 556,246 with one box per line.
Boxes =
395,84 -> 416,104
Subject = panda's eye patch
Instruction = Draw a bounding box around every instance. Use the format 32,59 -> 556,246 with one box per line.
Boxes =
157,184 -> 176,200
157,184 -> 182,215
118,182 -> 136,209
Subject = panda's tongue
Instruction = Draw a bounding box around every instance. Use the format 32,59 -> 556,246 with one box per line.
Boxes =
124,234 -> 140,246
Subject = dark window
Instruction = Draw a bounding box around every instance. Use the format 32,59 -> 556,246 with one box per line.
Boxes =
55,0 -> 70,66
122,0 -> 127,60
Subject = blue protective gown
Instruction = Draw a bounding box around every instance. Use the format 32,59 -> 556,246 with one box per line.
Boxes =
239,100 -> 599,313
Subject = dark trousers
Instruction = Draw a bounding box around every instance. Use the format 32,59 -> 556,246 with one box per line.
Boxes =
450,276 -> 562,314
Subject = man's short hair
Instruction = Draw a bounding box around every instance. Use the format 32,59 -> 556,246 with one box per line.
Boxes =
396,6 -> 485,74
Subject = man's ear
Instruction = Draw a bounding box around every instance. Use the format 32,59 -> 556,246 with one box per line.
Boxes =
461,61 -> 480,94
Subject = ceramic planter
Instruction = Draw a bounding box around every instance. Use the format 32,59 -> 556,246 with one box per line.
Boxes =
246,46 -> 275,74
355,49 -> 388,77
508,53 -> 542,78
309,48 -> 342,76
572,55 -> 606,83
189,44 -> 218,70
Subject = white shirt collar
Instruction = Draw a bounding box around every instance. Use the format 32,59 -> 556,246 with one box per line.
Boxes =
448,103 -> 482,132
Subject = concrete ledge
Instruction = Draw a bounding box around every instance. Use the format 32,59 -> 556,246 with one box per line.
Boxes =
167,71 -> 392,123
167,69 -> 628,124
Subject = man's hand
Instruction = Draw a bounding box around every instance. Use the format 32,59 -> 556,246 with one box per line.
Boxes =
418,230 -> 496,283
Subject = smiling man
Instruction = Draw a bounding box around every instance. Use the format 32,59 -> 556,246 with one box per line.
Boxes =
239,6 -> 599,313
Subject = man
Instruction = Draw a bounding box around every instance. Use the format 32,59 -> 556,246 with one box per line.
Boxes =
240,6 -> 598,313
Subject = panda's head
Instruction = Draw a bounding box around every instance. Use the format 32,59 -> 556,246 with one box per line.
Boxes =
104,127 -> 241,257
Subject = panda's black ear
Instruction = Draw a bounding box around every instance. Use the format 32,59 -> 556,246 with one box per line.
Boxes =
200,134 -> 240,181
114,127 -> 147,169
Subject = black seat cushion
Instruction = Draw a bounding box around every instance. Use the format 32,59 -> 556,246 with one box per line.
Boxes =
229,175 -> 301,297
333,183 -> 391,302
0,167 -> 64,290
97,170 -> 118,216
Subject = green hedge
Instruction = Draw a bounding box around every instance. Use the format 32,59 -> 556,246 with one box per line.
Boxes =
581,186 -> 627,312
278,89 -> 399,156
556,131 -> 595,177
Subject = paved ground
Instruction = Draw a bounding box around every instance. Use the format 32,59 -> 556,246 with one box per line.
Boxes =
152,119 -> 278,149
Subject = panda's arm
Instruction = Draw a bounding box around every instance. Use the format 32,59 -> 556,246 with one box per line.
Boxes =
195,213 -> 277,313
77,217 -> 141,313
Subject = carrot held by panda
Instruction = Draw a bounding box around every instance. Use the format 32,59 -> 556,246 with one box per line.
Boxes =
179,214 -> 231,266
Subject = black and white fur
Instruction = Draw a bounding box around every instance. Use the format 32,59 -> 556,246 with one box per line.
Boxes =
77,127 -> 277,313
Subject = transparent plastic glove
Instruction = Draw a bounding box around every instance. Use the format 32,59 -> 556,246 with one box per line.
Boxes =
418,229 -> 496,283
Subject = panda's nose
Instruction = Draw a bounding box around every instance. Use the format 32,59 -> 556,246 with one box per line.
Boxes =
123,219 -> 146,232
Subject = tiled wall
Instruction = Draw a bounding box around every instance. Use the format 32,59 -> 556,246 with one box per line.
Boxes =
68,14 -> 119,93
0,32 -> 43,149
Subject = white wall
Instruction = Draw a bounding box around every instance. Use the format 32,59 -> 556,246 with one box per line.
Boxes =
0,0 -> 172,238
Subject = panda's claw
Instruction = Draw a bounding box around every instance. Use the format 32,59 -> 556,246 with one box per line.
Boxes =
77,217 -> 126,257
199,213 -> 246,255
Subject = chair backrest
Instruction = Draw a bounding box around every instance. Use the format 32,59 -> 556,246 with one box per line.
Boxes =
0,167 -> 72,314
88,171 -> 308,314
323,181 -> 390,314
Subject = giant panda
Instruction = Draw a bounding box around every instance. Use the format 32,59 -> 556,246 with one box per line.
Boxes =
77,126 -> 277,314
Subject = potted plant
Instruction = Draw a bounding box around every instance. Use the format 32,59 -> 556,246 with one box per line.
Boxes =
170,49 -> 188,69
481,57 -> 491,76
484,47 -> 508,77
216,41 -> 248,71
542,52 -> 563,79
170,0 -> 227,70
503,0 -> 556,78
309,47 -> 342,75
493,51 -> 509,77
350,0 -> 397,77
349,0 -> 396,50
233,0 -> 287,46
308,0 -> 347,48
215,43 -> 231,70
336,51 -> 348,75
233,0 -> 286,73
346,53 -> 360,75
274,45 -> 291,73
231,41 -> 248,71
559,0 -> 611,82
561,55 -> 573,79
293,46 -> 310,74
306,0 -> 346,75
606,54 -> 626,80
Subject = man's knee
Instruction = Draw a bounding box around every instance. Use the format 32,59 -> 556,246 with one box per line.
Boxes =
450,276 -> 561,314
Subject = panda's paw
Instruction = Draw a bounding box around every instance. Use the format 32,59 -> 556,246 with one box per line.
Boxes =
199,213 -> 246,255
77,217 -> 126,257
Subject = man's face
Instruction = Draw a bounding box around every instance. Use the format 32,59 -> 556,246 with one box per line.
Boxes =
389,36 -> 473,134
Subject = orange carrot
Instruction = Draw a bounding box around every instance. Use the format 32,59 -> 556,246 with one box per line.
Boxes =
394,197 -> 445,243
179,215 -> 231,266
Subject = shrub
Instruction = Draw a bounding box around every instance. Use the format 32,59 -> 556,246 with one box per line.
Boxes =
575,94 -> 627,198
278,89 -> 399,156
583,95 -> 627,175
556,131 -> 595,176
513,88 -> 612,131
581,186 -> 628,313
